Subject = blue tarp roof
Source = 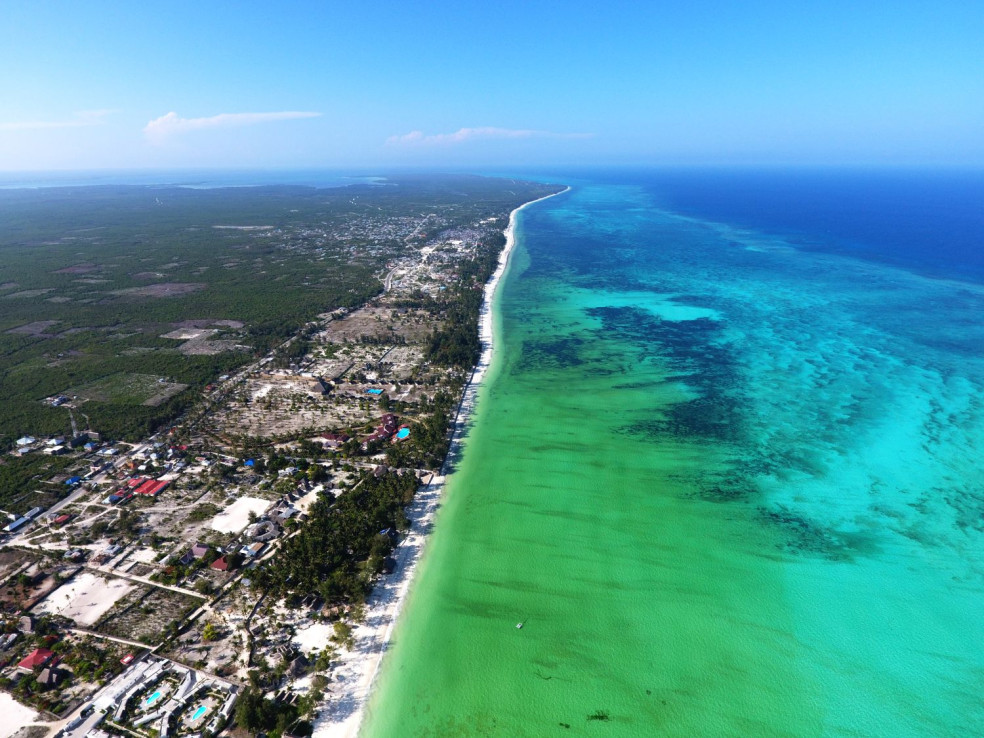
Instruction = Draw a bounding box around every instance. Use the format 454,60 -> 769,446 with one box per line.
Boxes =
66,476 -> 82,485
244,459 -> 255,467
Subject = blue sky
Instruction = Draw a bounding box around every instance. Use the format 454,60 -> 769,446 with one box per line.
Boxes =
1,0 -> 982,170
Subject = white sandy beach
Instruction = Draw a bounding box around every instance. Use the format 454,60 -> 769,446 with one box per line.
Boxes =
311,187 -> 568,738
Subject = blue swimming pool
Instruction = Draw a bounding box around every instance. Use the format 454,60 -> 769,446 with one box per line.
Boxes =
191,705 -> 207,720
396,428 -> 410,440
145,690 -> 162,707
366,388 -> 383,395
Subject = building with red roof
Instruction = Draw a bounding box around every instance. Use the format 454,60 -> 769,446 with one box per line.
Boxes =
210,555 -> 235,572
133,479 -> 169,496
17,647 -> 54,673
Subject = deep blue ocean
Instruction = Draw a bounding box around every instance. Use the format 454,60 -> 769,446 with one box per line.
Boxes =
538,167 -> 984,283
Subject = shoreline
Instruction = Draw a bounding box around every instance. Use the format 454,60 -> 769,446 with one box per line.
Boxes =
311,185 -> 568,738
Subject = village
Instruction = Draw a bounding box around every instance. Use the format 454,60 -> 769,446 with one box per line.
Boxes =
0,198 -> 521,738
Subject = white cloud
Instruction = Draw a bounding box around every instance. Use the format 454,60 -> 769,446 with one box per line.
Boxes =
0,109 -> 116,131
385,126 -> 593,146
144,111 -> 322,144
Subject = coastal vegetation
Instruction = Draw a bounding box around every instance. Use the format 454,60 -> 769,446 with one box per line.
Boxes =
252,469 -> 418,603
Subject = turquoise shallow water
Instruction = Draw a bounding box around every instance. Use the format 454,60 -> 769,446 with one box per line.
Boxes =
362,174 -> 984,736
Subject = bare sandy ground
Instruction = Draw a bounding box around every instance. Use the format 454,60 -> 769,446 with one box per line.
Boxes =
210,496 -> 271,534
33,571 -> 135,626
311,188 -> 568,738
0,692 -> 41,738
294,622 -> 335,655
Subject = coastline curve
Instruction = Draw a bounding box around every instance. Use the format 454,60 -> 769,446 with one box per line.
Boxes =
311,185 -> 569,738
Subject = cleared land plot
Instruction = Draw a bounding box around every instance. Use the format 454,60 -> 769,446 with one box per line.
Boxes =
6,320 -> 60,336
4,289 -> 54,299
162,326 -> 246,355
162,328 -> 215,340
99,587 -> 200,643
0,691 -> 40,738
293,622 -> 332,655
217,382 -> 366,439
68,372 -> 189,406
210,496 -> 271,533
112,282 -> 206,298
178,338 -> 244,356
33,571 -> 135,626
54,263 -> 99,274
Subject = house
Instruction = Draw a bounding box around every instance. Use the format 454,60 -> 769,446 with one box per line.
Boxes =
245,521 -> 279,542
363,413 -> 400,447
37,666 -> 62,687
319,433 -> 350,449
0,633 -> 19,650
180,542 -> 211,564
3,517 -> 29,533
240,542 -> 266,558
133,479 -> 168,496
17,647 -> 54,673
270,504 -> 299,526
210,555 -> 235,572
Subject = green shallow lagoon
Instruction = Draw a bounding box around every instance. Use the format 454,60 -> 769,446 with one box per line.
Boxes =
361,179 -> 984,736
